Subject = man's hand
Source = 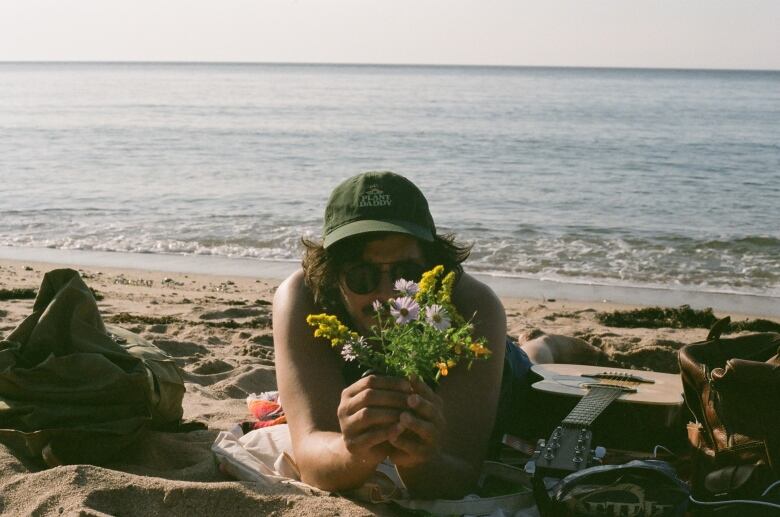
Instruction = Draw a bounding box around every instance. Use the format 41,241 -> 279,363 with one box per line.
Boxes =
337,374 -> 412,465
388,376 -> 446,468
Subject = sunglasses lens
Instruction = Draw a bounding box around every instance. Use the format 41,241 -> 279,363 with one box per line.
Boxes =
343,261 -> 427,294
344,264 -> 379,295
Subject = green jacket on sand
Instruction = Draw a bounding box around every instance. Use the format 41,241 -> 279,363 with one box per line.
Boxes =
0,268 -> 184,466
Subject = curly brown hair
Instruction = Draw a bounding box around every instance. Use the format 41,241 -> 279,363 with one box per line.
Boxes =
302,232 -> 472,321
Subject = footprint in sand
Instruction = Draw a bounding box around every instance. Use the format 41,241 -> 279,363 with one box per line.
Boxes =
198,307 -> 266,320
249,334 -> 273,346
238,336 -> 275,364
190,358 -> 234,375
210,365 -> 278,398
152,339 -> 209,357
230,333 -> 273,360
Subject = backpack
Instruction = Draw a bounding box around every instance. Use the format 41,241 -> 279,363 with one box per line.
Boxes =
545,460 -> 690,517
678,318 -> 780,502
0,269 -> 184,466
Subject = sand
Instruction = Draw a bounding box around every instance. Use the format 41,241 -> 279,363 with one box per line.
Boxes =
1,258 -> 776,516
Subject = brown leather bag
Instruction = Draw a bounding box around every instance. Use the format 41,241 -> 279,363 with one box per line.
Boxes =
678,317 -> 780,479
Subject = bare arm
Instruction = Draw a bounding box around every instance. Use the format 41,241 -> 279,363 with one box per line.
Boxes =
392,273 -> 507,498
273,270 -> 409,491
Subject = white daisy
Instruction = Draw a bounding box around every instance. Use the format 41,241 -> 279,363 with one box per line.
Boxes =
425,304 -> 451,331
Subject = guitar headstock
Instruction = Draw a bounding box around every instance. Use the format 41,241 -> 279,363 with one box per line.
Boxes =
525,425 -> 600,478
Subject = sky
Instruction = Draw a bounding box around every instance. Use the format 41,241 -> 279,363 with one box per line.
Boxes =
1,0 -> 779,70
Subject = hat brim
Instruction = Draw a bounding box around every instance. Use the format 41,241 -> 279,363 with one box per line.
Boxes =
323,219 -> 435,249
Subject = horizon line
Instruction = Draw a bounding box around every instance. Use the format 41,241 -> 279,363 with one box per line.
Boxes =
1,59 -> 778,73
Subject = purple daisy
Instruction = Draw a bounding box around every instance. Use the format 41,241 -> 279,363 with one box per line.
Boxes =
390,296 -> 420,325
394,279 -> 419,297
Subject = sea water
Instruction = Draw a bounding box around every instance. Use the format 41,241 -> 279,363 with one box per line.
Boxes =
0,62 -> 778,298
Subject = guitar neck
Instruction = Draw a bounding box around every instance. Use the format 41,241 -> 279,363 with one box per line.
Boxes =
527,385 -> 626,478
562,385 -> 625,428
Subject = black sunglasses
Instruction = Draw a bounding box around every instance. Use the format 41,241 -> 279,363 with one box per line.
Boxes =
341,261 -> 426,295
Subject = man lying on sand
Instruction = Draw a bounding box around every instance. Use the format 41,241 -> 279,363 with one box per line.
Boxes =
272,171 -> 598,498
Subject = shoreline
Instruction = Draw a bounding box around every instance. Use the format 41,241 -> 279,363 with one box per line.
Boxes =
1,245 -> 778,318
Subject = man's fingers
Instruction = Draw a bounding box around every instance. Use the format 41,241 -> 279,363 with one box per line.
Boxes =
389,426 -> 433,458
340,375 -> 413,416
344,387 -> 410,416
342,407 -> 403,434
342,375 -> 411,399
396,411 -> 437,444
343,424 -> 398,454
409,375 -> 435,398
405,393 -> 437,421
406,377 -> 445,428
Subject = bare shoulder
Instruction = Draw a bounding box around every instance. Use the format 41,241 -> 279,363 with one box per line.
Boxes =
272,269 -> 324,362
273,270 -> 319,325
452,272 -> 506,331
272,269 -> 326,355
273,269 -> 344,432
452,272 -> 499,301
274,269 -> 309,306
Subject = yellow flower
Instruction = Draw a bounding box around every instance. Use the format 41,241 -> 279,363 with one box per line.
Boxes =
436,362 -> 449,377
438,271 -> 456,305
469,342 -> 491,358
307,312 -> 357,348
416,265 -> 444,301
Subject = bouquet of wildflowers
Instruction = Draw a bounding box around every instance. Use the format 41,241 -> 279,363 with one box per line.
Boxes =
307,265 -> 491,383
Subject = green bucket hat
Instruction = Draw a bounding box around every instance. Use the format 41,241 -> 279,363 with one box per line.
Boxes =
323,171 -> 436,249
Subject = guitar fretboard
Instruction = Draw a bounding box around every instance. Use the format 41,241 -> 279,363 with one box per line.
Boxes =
562,386 -> 624,427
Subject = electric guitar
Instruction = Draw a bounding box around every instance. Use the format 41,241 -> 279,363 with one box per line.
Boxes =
525,364 -> 684,478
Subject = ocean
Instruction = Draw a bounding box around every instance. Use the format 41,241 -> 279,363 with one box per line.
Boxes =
1,62 -> 779,300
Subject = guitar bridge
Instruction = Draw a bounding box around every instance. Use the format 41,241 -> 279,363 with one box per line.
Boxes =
582,372 -> 655,384
580,382 -> 637,393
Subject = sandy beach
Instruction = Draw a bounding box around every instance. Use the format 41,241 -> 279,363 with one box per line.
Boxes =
1,258 -> 778,516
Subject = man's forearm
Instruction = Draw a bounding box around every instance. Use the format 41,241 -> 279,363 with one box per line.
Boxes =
294,431 -> 384,492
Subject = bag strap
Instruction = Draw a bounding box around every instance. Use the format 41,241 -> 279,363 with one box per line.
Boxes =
392,461 -> 536,516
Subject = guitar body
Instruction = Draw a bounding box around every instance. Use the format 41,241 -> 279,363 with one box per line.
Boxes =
531,364 -> 683,407
522,364 -> 686,451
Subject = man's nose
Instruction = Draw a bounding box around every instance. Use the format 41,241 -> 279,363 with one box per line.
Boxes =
374,271 -> 396,302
